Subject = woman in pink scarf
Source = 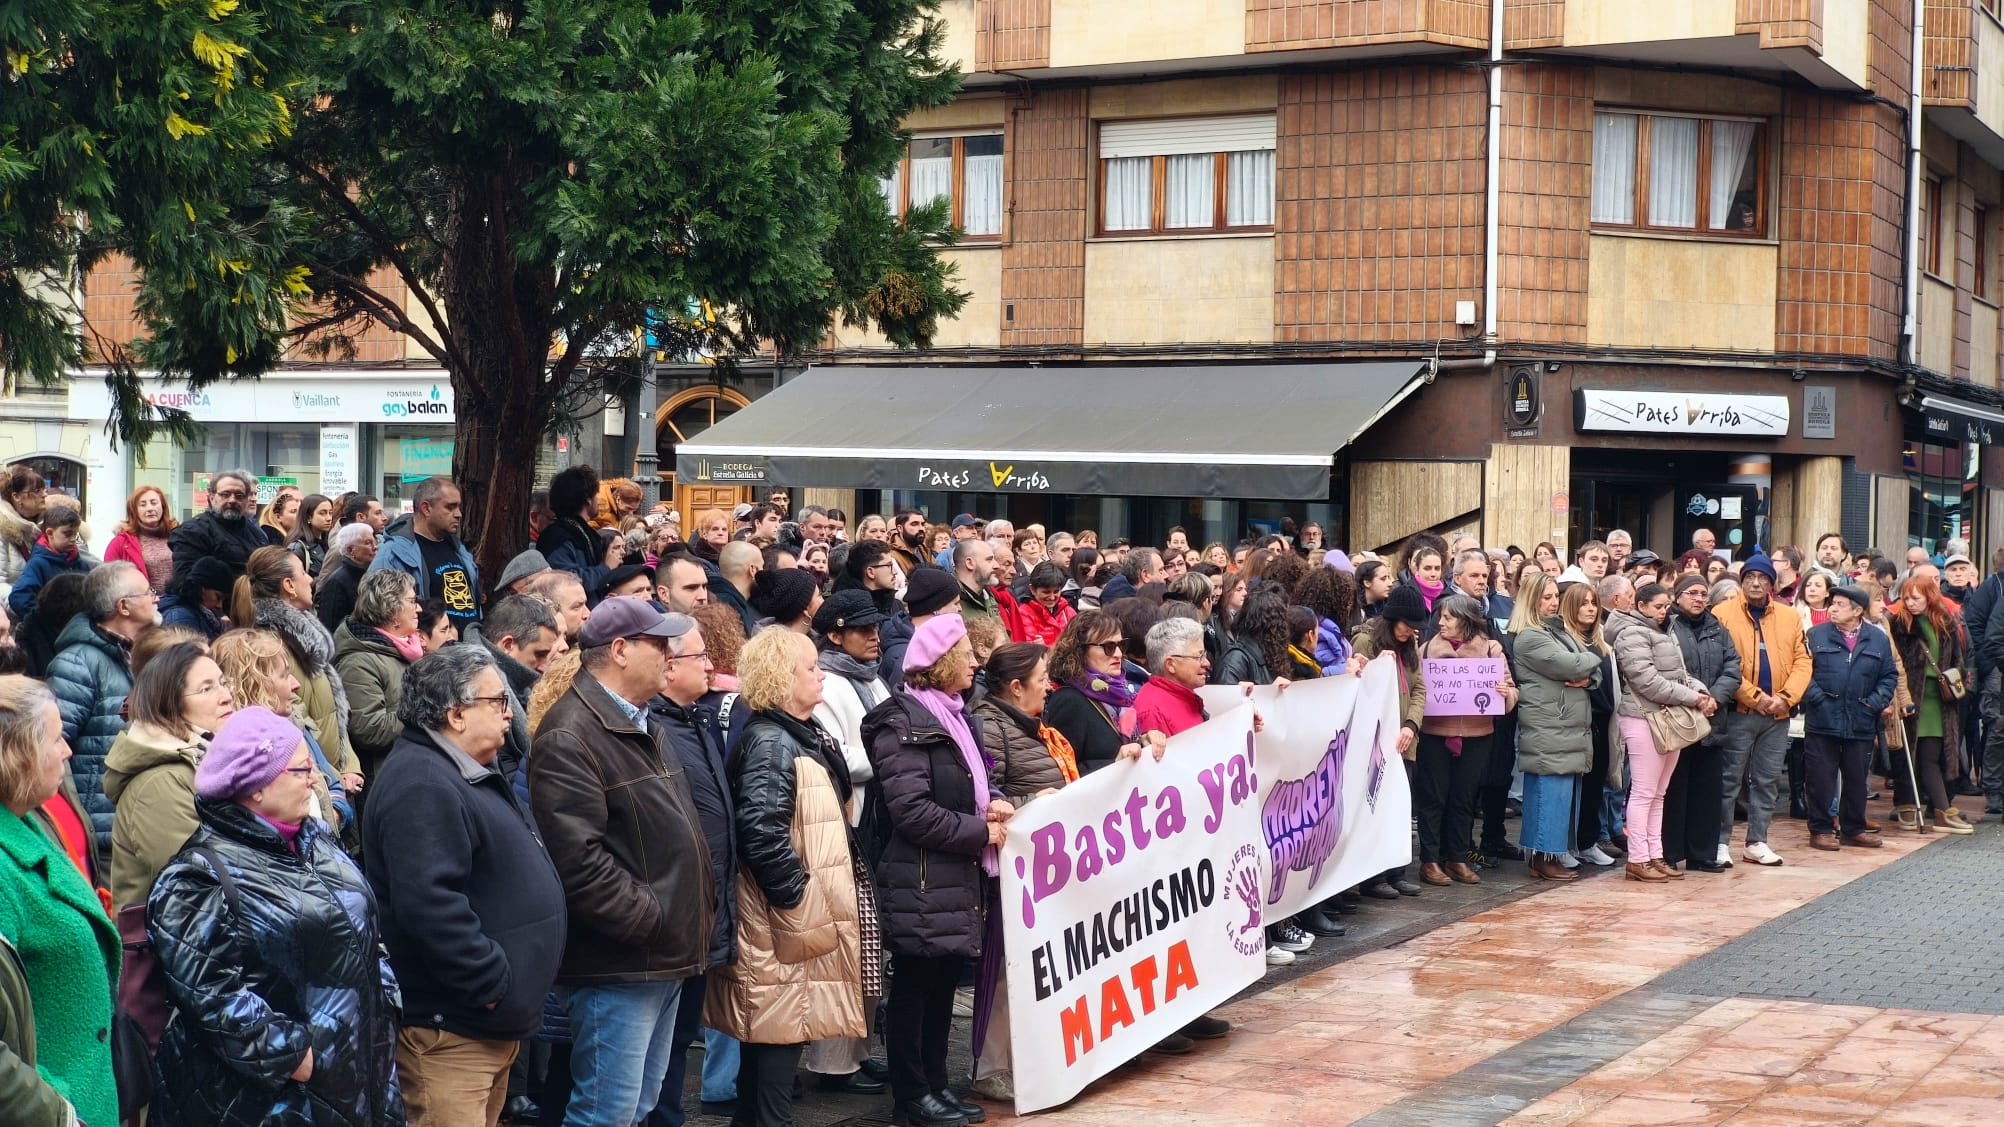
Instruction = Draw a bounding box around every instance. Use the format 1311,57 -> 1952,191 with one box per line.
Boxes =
863,616 -> 1013,1127
333,569 -> 427,777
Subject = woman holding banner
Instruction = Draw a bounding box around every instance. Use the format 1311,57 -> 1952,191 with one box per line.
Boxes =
1353,587 -> 1430,899
1043,610 -> 1139,775
1413,596 -> 1517,887
1508,574 -> 1601,882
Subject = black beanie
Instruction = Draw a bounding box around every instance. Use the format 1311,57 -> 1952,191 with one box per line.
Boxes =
752,568 -> 819,625
1382,584 -> 1429,626
904,567 -> 959,617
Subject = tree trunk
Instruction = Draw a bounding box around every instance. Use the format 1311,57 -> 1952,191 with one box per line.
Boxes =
441,166 -> 560,590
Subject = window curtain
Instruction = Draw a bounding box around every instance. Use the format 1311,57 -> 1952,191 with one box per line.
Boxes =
1164,154 -> 1214,228
908,150 -> 953,211
1708,121 -> 1757,230
1591,113 -> 1638,225
1226,149 -> 1275,227
877,169 -> 901,216
1648,116 -> 1700,228
963,152 -> 1003,236
1103,156 -> 1152,230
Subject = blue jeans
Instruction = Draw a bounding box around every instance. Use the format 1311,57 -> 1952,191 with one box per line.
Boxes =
563,980 -> 685,1127
700,1028 -> 739,1103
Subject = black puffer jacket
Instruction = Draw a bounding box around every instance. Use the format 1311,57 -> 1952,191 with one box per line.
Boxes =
862,693 -> 991,959
147,799 -> 403,1127
731,710 -> 852,911
1670,609 -> 1743,746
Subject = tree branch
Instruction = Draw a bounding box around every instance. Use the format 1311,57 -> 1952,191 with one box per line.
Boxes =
309,265 -> 453,367
282,154 -> 468,374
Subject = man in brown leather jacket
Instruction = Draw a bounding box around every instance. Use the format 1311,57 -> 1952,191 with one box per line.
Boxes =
528,598 -> 715,1127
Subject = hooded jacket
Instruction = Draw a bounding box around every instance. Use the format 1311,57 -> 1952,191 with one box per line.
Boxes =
862,693 -> 991,960
254,598 -> 356,778
6,540 -> 88,619
1605,609 -> 1708,718
1712,593 -> 1812,714
363,728 -> 567,1041
45,614 -> 133,847
102,722 -> 209,914
529,672 -> 715,984
367,525 -> 480,612
1670,608 -> 1743,746
705,709 -> 865,1047
166,510 -> 270,584
333,619 -> 413,773
147,800 -> 403,1127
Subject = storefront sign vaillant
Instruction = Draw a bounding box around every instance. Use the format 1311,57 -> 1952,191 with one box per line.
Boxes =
1574,389 -> 1789,437
69,373 -> 457,424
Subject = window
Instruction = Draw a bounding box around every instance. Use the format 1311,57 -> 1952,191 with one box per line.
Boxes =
879,133 -> 1003,238
1590,111 -> 1766,236
1924,177 -> 1945,277
1096,115 -> 1275,235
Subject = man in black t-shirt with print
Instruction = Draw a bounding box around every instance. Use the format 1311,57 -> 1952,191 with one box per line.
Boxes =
369,476 -> 483,629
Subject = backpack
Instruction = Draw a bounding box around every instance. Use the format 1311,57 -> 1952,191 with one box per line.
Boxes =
112,842 -> 241,1121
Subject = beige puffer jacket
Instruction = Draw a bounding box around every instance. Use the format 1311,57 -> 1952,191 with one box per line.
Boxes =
704,751 -> 865,1046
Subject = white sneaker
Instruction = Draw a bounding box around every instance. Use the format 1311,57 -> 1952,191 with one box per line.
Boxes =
1715,844 -> 1734,868
1579,845 -> 1617,867
1265,945 -> 1295,966
1742,841 -> 1784,866
971,1072 -> 1015,1101
1273,923 -> 1314,952
1557,851 -> 1581,869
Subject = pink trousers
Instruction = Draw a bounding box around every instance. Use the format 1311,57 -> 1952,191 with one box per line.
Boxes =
1619,715 -> 1681,863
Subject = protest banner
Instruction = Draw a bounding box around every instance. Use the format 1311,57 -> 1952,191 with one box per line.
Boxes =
1423,657 -> 1508,717
1003,658 -> 1411,1112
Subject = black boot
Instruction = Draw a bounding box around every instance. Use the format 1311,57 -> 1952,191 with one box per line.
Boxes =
892,1093 -> 968,1127
936,1090 -> 986,1123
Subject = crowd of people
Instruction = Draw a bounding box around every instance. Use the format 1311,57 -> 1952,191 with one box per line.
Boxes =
0,458 -> 1995,1127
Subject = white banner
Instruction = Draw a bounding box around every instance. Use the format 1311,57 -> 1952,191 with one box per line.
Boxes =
1002,659 -> 1411,1112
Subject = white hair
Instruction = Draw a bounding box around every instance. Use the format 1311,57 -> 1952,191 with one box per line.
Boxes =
334,522 -> 376,556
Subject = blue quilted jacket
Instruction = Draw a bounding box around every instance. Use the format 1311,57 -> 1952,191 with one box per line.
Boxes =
45,614 -> 132,848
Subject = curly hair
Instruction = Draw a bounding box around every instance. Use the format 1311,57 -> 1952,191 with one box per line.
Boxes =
1262,552 -> 1309,596
739,629 -> 816,712
691,604 -> 746,675
527,648 -> 582,737
905,636 -> 974,692
1233,585 -> 1292,682
1048,608 -> 1120,685
211,629 -> 294,714
1293,566 -> 1355,627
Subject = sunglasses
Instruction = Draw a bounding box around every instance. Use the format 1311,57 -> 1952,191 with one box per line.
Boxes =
1091,640 -> 1124,658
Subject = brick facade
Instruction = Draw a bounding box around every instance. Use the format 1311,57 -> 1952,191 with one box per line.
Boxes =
1502,0 -> 1565,49
1245,0 -> 1487,52
1497,62 -> 1590,344
998,88 -> 1088,349
1735,0 -> 1823,51
975,0 -> 1051,72
1274,66 -> 1486,343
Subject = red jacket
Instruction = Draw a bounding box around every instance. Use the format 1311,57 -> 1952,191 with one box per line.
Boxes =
1132,675 -> 1208,739
1012,595 -> 1076,645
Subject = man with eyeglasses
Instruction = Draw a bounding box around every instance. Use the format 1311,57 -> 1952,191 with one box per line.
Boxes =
168,467 -> 273,582
48,560 -> 159,844
363,645 -> 569,1127
529,599 -> 715,1127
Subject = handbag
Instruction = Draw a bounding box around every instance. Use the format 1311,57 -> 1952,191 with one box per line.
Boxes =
1937,665 -> 1967,702
1645,704 -> 1712,755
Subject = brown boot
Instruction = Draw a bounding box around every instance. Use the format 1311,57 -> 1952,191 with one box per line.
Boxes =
1894,805 -> 1921,831
1809,833 -> 1839,851
1841,831 -> 1883,848
1531,855 -> 1578,881
1445,862 -> 1482,885
1624,862 -> 1667,882
1650,860 -> 1685,880
1420,862 -> 1452,886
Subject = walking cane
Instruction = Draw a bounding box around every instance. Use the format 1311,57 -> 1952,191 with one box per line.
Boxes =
1895,710 -> 1927,833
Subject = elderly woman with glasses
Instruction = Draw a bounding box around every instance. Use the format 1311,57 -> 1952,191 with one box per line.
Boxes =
335,569 -> 425,779
147,706 -> 404,1126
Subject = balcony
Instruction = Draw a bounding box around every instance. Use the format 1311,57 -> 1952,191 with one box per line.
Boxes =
1526,0 -> 1872,92
1926,0 -> 2004,166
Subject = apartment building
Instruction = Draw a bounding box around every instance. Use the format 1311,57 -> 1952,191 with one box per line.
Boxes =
680,0 -> 2004,561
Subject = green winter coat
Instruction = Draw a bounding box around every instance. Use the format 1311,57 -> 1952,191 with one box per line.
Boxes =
102,722 -> 207,914
1511,621 -> 1604,777
0,808 -> 118,1127
333,620 -> 413,774
1,931 -> 77,1127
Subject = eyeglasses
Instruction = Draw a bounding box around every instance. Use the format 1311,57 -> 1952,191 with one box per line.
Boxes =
866,561 -> 896,572
1091,640 -> 1124,658
667,649 -> 714,666
1168,651 -> 1208,664
212,489 -> 248,501
281,766 -> 318,780
184,676 -> 232,696
463,694 -> 512,714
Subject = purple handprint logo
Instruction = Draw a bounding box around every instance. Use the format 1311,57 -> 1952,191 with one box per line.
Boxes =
1224,843 -> 1265,956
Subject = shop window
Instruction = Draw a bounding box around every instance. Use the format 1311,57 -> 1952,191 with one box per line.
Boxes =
1590,111 -> 1766,237
878,133 -> 1003,238
1904,437 -> 1979,555
1096,115 -> 1275,236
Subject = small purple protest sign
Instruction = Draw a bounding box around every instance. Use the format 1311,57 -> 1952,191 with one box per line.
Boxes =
1424,657 -> 1507,716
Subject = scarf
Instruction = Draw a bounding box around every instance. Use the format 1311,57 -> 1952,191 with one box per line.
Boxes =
905,687 -> 997,876
378,627 -> 426,664
819,649 -> 889,709
1066,670 -> 1134,711
1414,575 -> 1445,611
255,597 -> 350,741
1040,724 -> 1081,784
1287,644 -> 1322,676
